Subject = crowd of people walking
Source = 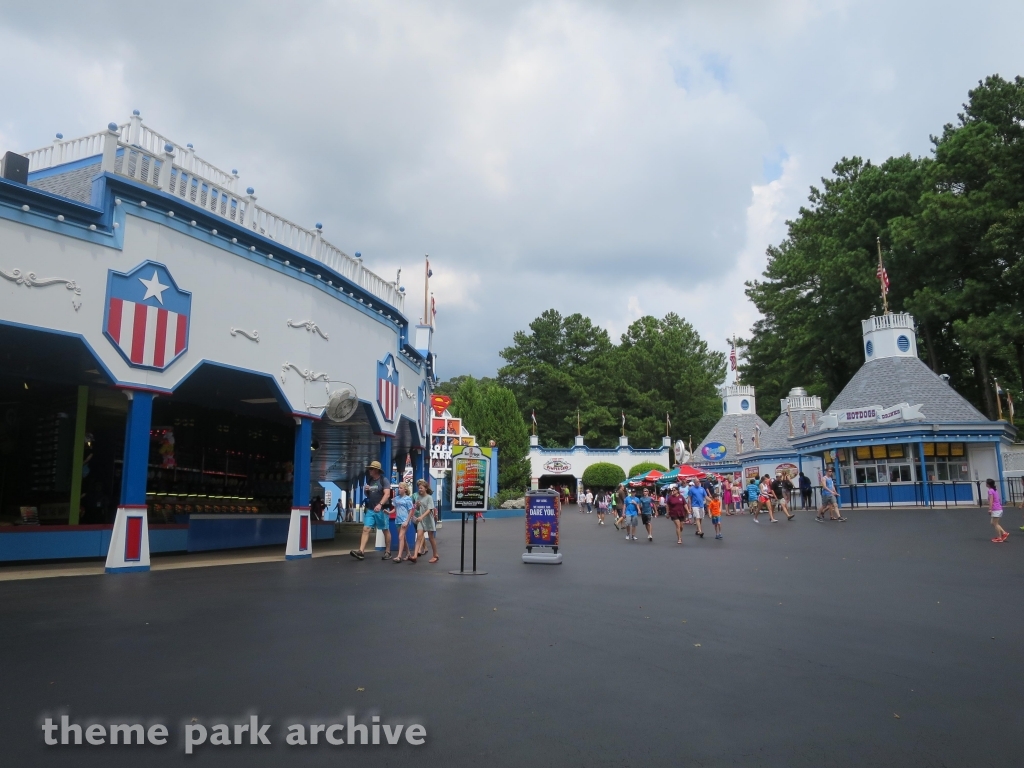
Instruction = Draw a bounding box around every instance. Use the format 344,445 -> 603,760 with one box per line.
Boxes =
574,469 -> 854,545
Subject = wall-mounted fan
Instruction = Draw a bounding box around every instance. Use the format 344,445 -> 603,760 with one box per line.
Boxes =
325,384 -> 358,423
674,440 -> 690,465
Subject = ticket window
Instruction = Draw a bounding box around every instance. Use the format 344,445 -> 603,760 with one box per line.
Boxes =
840,444 -> 915,484
920,443 -> 969,482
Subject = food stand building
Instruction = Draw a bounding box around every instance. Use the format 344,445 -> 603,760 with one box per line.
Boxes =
0,113 -> 434,570
692,384 -> 770,477
791,313 -> 1015,507
737,388 -> 826,489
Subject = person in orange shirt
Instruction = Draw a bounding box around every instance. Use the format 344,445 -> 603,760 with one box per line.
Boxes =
707,494 -> 724,540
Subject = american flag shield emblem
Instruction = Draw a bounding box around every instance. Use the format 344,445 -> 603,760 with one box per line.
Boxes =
377,353 -> 399,423
103,261 -> 191,370
418,382 -> 429,437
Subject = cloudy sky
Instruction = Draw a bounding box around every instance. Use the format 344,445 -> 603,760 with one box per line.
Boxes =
2,1 -> 1023,380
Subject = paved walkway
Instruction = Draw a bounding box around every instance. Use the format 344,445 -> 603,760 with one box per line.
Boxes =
0,530 -> 364,582
2,505 -> 1022,767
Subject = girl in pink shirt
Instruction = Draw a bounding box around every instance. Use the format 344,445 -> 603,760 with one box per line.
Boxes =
986,478 -> 1008,543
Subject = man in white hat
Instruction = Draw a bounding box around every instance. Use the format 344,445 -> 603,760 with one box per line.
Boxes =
350,460 -> 392,560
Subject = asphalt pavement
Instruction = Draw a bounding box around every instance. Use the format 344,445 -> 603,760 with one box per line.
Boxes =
1,504 -> 1022,767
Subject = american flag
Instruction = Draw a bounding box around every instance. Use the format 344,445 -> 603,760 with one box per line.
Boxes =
377,353 -> 400,423
531,410 -> 537,425
729,344 -> 737,371
877,261 -> 890,292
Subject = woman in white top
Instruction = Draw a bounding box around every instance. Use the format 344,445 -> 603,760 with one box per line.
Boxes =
408,479 -> 439,564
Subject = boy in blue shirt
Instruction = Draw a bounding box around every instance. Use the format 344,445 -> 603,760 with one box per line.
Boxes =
624,489 -> 641,541
638,487 -> 656,542
688,481 -> 707,538
746,479 -> 760,515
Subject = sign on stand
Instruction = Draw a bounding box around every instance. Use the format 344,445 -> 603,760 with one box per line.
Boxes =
523,489 -> 562,564
449,444 -> 492,576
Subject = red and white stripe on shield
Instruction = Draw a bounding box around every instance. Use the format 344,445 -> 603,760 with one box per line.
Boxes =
378,376 -> 398,422
107,297 -> 187,369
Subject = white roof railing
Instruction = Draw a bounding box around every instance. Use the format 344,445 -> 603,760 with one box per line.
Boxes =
22,112 -> 405,313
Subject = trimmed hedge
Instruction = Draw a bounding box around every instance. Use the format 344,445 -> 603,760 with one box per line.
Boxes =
627,461 -> 668,478
581,462 -> 627,489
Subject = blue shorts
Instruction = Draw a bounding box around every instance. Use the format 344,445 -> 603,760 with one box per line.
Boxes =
711,515 -> 720,525
363,510 -> 388,530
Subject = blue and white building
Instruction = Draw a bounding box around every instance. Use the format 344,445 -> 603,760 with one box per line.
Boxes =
792,313 -> 1016,506
693,384 -> 770,476
738,387 -> 825,486
528,434 -> 671,493
0,112 -> 435,569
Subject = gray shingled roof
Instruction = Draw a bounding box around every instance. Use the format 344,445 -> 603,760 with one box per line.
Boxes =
697,413 -> 770,458
28,163 -> 99,204
762,407 -> 824,450
826,355 -> 986,427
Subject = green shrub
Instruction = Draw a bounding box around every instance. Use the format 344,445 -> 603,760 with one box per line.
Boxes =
627,461 -> 667,478
582,462 -> 627,489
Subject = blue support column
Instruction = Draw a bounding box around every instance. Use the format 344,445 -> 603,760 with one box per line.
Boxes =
381,437 -> 395,553
832,452 -> 842,508
292,417 -> 313,508
412,449 -> 425,485
120,392 -> 154,506
917,440 -> 931,507
106,391 -> 154,573
490,445 -> 499,499
286,416 -> 313,559
995,441 -> 1007,505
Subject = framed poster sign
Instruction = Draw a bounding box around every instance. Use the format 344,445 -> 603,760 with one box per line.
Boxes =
525,490 -> 559,549
451,444 -> 492,513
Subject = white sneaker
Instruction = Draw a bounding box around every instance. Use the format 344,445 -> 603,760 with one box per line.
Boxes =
648,535 -> 653,541
626,535 -> 631,540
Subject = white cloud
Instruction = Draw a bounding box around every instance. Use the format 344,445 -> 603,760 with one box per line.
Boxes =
3,0 -> 1024,380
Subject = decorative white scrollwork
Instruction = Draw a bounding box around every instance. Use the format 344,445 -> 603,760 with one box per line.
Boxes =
230,327 -> 260,342
401,387 -> 416,400
286,319 -> 328,340
280,362 -> 330,384
1,267 -> 81,294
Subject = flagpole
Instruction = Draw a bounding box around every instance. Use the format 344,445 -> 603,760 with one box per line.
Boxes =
994,378 -> 1004,421
877,238 -> 889,315
423,255 -> 430,325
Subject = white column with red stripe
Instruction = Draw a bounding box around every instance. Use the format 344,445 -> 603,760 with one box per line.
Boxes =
105,391 -> 154,573
286,416 -> 314,560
